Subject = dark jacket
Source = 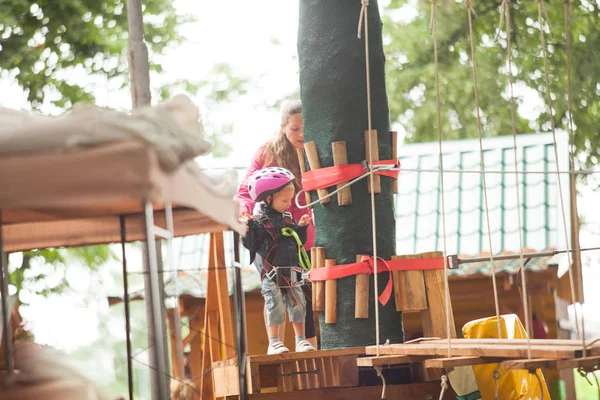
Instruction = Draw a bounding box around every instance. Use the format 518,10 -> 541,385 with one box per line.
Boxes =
242,205 -> 308,280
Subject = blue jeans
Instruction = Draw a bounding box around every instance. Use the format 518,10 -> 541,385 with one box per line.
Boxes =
261,276 -> 306,326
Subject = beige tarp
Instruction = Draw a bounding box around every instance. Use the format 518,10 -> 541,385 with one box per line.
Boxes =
0,137 -> 245,253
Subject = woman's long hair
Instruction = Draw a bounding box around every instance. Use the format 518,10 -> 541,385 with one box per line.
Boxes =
263,100 -> 303,190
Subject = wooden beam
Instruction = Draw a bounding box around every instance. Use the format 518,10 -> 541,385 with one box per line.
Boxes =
502,358 -> 557,370
245,382 -> 456,399
304,141 -> 330,204
391,254 -> 427,312
357,355 -> 429,367
331,141 -> 352,205
424,356 -> 505,369
325,258 -> 337,324
365,342 -> 585,359
555,356 -> 600,370
296,148 -> 313,207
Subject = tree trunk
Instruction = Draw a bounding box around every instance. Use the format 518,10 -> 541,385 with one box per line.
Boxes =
298,0 -> 403,349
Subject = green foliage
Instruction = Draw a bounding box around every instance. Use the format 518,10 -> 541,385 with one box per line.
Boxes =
159,62 -> 252,157
382,0 -> 599,166
9,246 -> 117,301
0,0 -> 187,109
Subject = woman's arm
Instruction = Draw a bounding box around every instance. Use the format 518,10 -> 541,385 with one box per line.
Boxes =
235,147 -> 265,214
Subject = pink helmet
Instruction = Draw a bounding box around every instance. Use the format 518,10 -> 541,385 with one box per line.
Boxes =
248,167 -> 295,202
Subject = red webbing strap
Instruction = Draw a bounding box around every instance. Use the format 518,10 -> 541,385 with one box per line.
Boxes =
301,159 -> 400,192
308,256 -> 445,305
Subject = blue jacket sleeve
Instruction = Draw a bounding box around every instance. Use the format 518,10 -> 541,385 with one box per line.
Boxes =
242,220 -> 268,252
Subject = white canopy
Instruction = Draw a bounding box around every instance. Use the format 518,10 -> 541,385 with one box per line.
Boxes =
0,95 -> 245,252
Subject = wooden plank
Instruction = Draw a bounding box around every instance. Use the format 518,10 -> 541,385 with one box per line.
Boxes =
245,382 -> 456,400
425,338 -> 598,346
391,254 -> 427,312
556,355 -> 600,370
213,364 -> 241,397
355,254 -> 369,319
331,141 -> 352,205
211,232 -> 236,360
502,358 -> 558,370
325,259 -> 337,324
247,347 -> 366,364
365,343 -> 583,359
357,354 -> 429,367
419,252 -> 456,339
364,129 -> 380,193
336,355 -> 359,387
424,356 -> 505,369
304,141 -> 330,203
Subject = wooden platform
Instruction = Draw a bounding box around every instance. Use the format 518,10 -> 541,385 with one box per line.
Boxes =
212,347 -> 366,396
361,338 -> 600,371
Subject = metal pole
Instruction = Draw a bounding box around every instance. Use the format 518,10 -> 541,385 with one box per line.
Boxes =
165,204 -> 185,378
120,216 -> 135,400
0,215 -> 14,375
232,232 -> 248,400
142,201 -> 170,400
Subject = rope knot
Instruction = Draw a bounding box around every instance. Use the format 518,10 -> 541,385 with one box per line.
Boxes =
361,0 -> 370,5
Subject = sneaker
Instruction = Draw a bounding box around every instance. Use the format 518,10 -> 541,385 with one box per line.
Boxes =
295,339 -> 315,352
267,341 -> 290,355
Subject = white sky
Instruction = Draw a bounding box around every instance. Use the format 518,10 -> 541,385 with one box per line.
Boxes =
2,0 -> 599,352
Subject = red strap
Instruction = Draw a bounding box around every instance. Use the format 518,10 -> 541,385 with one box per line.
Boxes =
308,256 -> 445,306
302,159 -> 400,192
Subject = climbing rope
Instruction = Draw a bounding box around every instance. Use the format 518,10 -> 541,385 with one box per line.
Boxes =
536,0 -> 585,353
429,0 -> 453,357
561,0 -> 586,353
493,367 -> 501,400
498,0 -> 532,358
374,366 -> 387,399
464,0 -> 503,342
439,374 -> 449,400
357,0 -> 382,357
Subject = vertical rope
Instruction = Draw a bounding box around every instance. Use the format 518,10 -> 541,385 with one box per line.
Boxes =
536,0 -> 584,353
430,0 -> 453,357
465,0 -> 504,342
562,0 -> 586,353
358,0 -> 381,357
499,0 -> 532,358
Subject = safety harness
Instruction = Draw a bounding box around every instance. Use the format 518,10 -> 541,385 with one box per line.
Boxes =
256,211 -> 311,288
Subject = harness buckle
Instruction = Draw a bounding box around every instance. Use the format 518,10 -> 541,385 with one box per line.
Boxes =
267,266 -> 307,288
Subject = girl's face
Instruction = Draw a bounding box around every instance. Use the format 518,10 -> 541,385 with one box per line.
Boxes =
268,183 -> 295,213
282,113 -> 304,149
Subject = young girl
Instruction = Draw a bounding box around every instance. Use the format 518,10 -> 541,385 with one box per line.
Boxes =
241,167 -> 315,354
236,100 -> 317,349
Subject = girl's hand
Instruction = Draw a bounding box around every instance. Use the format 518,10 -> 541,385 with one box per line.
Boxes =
298,214 -> 312,227
240,210 -> 254,224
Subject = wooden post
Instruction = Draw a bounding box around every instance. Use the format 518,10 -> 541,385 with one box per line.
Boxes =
325,259 -> 337,324
364,130 -> 380,194
332,141 -> 352,205
304,141 -> 330,204
314,247 -> 326,311
419,251 -> 456,381
296,148 -> 313,208
391,254 -> 427,312
188,306 -> 204,398
355,254 -> 369,319
391,131 -> 398,194
212,232 -> 236,360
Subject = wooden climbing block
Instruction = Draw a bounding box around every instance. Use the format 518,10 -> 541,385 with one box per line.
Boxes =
296,148 -> 313,207
331,141 -> 352,205
304,141 -> 330,204
364,130 -> 380,193
391,254 -> 427,312
354,254 -> 369,319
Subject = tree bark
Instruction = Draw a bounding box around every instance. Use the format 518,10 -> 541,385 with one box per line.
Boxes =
298,0 -> 403,349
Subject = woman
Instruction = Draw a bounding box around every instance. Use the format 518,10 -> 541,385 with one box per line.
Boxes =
236,100 -> 317,350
